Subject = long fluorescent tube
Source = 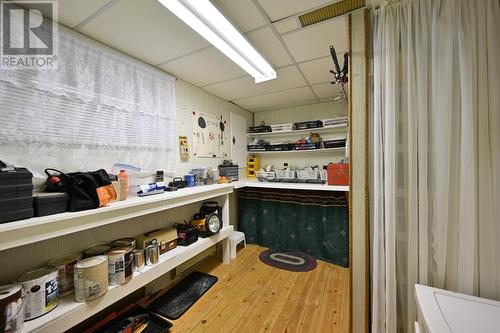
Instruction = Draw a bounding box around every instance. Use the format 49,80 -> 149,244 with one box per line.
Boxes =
158,0 -> 277,83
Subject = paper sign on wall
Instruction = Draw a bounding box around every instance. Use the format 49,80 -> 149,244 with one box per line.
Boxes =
192,111 -> 227,158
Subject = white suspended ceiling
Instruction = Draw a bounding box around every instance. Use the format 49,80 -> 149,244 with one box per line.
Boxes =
27,0 -> 349,112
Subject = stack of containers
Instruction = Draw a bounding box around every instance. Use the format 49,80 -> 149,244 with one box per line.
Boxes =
0,167 -> 33,223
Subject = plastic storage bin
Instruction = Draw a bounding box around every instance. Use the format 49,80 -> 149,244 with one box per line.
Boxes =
275,170 -> 296,180
218,162 -> 239,181
297,169 -> 320,180
0,167 -> 34,223
33,192 -> 69,217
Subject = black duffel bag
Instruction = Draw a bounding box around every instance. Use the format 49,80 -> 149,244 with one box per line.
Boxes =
44,168 -> 116,212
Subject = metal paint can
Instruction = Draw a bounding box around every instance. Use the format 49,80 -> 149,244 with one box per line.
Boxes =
15,268 -> 58,320
106,246 -> 134,285
110,238 -> 136,250
48,253 -> 80,297
145,244 -> 159,266
81,244 -> 111,259
133,249 -> 144,271
0,284 -> 24,332
73,256 -> 108,302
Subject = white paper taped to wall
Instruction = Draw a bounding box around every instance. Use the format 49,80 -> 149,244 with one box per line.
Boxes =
192,111 -> 227,158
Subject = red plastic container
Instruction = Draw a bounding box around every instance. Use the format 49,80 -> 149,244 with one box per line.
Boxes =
327,163 -> 349,186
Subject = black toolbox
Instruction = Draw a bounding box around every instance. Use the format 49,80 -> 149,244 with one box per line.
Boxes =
293,120 -> 323,130
266,143 -> 294,151
33,192 -> 69,217
0,167 -> 34,223
249,125 -> 272,133
322,138 -> 347,149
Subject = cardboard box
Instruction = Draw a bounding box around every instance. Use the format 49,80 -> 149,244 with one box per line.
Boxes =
136,228 -> 178,255
327,163 -> 349,186
112,179 -> 127,201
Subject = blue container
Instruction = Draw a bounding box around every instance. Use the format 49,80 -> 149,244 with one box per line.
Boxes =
184,174 -> 194,187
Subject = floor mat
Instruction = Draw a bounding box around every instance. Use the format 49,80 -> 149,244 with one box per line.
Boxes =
259,249 -> 317,272
148,271 -> 218,320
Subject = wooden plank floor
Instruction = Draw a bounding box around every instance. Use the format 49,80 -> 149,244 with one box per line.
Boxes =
155,244 -> 350,333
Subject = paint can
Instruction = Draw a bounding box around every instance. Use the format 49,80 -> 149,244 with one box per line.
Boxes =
48,253 -> 80,297
0,284 -> 24,333
73,256 -> 108,302
81,244 -> 111,259
145,244 -> 159,266
133,249 -> 144,271
184,174 -> 195,187
110,238 -> 136,250
15,268 -> 58,321
106,246 -> 134,285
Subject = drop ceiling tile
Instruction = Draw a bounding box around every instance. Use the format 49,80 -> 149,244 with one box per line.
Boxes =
299,56 -> 336,84
212,0 -> 267,32
78,0 -> 210,65
233,86 -> 316,111
203,65 -> 306,100
311,82 -> 343,99
257,0 -> 340,22
22,0 -> 110,29
159,47 -> 247,87
273,17 -> 301,34
282,17 -> 348,63
246,27 -> 293,68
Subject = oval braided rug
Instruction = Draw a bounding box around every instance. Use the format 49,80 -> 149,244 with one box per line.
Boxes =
259,249 -> 317,272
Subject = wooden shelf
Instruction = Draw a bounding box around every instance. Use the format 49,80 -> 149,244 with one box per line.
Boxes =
246,124 -> 347,138
21,226 -> 234,333
0,184 -> 233,251
232,180 -> 349,192
247,147 -> 345,155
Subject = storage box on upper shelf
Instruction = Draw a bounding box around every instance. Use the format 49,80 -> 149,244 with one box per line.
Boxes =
0,167 -> 34,223
322,138 -> 347,149
322,116 -> 348,128
247,144 -> 267,152
266,143 -> 294,151
294,142 -> 320,150
270,123 -> 293,132
293,120 -> 323,130
328,163 -> 349,185
249,125 -> 272,133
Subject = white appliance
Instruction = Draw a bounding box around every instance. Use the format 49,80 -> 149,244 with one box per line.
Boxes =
415,284 -> 500,333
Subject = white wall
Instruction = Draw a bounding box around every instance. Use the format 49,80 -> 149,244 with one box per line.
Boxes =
0,80 -> 251,285
174,79 -> 252,177
252,101 -> 348,169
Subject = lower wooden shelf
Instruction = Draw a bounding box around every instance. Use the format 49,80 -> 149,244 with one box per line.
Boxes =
21,226 -> 234,333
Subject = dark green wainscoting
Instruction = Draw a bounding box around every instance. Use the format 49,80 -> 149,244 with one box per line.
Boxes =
238,187 -> 349,268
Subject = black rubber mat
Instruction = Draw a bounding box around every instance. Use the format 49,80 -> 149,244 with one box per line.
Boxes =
148,271 -> 218,320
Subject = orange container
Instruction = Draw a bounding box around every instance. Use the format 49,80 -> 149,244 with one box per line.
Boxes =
327,163 -> 349,186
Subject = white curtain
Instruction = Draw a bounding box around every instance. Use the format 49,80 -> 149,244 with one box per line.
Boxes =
0,23 -> 177,180
370,0 -> 500,332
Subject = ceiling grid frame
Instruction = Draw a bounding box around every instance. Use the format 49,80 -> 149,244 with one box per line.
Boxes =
249,0 -> 321,104
25,0 -> 350,112
73,0 -> 119,31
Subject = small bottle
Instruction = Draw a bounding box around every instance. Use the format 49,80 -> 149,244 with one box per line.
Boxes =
283,163 -> 289,170
118,169 -> 128,191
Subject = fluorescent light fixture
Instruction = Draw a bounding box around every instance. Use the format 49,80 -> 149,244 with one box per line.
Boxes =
158,0 -> 277,83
